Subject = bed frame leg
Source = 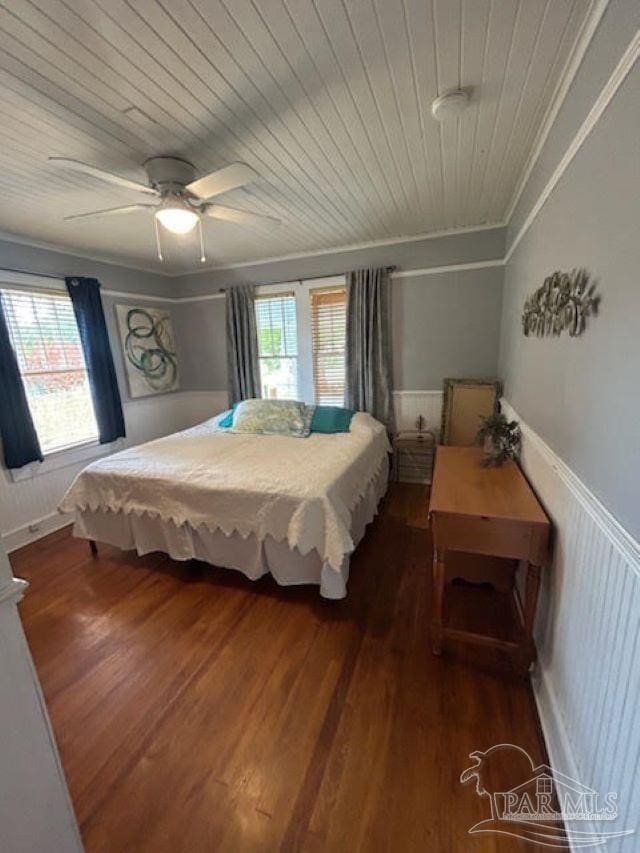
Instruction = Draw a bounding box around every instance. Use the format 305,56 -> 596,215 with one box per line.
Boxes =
89,539 -> 98,557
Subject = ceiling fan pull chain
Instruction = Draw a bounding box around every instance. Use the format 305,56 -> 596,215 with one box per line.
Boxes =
198,217 -> 206,263
154,216 -> 164,262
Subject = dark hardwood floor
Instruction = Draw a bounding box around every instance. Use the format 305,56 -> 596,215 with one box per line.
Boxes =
12,484 -> 546,852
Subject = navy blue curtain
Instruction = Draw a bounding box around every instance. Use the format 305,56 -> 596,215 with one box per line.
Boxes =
66,277 -> 125,444
0,294 -> 43,469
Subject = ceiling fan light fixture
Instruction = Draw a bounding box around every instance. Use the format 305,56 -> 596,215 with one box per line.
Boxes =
155,196 -> 199,234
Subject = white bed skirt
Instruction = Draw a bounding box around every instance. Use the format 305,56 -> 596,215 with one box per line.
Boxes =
72,458 -> 388,600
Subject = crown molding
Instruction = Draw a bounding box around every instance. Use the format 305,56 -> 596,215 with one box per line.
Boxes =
505,28 -> 640,263
0,229 -> 166,277
166,222 -> 506,277
1,23 -> 635,285
0,223 -> 506,280
1,257 -> 505,306
503,0 -> 610,226
174,24 -> 637,292
0,268 -> 176,304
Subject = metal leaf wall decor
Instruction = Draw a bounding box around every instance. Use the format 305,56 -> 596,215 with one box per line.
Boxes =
522,268 -> 600,337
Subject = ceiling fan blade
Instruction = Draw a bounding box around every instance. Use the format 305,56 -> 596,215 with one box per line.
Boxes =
49,157 -> 157,195
186,162 -> 259,200
64,204 -> 156,221
206,204 -> 280,225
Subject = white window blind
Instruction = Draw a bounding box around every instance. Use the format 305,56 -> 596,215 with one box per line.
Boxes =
311,287 -> 347,406
255,293 -> 299,400
1,288 -> 98,454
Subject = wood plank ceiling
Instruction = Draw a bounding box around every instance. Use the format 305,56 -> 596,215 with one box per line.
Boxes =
0,0 -> 593,273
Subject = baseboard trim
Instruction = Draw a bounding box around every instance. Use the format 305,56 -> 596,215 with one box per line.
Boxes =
531,665 -> 580,784
503,396 -> 639,849
0,577 -> 29,607
530,666 -> 602,846
4,512 -> 73,554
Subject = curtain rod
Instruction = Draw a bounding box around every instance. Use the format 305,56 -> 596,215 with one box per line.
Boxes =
217,265 -> 397,292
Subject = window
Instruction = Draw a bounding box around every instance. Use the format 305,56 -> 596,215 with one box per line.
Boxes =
1,288 -> 98,454
255,292 -> 299,400
254,277 -> 346,405
311,288 -> 346,406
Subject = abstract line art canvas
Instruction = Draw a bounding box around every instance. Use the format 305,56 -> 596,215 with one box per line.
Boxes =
115,305 -> 179,398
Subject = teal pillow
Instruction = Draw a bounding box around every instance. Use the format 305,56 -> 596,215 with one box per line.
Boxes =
310,406 -> 355,433
218,405 -> 238,429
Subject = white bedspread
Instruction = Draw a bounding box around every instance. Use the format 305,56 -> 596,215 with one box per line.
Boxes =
59,412 -> 390,571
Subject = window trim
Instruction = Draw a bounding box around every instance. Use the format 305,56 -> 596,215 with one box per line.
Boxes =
1,284 -> 100,456
256,276 -> 346,405
254,286 -> 300,402
0,272 -> 107,476
8,435 -> 122,483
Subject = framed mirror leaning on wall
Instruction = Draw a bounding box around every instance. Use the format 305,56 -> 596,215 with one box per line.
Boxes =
440,378 -> 502,446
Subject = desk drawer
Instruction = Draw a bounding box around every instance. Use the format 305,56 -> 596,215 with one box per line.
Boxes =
432,513 -> 535,561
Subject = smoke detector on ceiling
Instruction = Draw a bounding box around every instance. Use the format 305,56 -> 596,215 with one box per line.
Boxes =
431,90 -> 469,122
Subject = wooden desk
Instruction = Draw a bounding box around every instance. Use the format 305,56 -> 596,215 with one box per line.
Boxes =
428,446 -> 550,670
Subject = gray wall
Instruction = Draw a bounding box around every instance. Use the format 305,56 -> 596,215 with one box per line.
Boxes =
499,61 -> 640,539
173,299 -> 227,392
0,235 -> 181,401
173,227 -> 506,392
0,227 -> 507,397
174,267 -> 503,393
0,237 -> 172,298
177,227 -> 505,296
174,266 -> 504,394
0,238 -> 178,404
393,268 -> 502,388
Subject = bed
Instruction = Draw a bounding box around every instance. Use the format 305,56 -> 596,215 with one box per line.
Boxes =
59,411 -> 390,599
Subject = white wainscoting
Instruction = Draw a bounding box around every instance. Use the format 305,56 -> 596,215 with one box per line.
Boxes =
502,400 -> 640,849
1,390 -> 229,552
393,390 -> 443,435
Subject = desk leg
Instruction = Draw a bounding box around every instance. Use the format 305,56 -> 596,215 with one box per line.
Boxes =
431,547 -> 445,655
522,563 -> 541,669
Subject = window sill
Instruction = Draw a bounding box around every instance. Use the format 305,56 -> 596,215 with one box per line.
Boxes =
9,437 -> 124,482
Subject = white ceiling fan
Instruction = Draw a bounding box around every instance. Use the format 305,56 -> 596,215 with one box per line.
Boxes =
49,155 -> 279,263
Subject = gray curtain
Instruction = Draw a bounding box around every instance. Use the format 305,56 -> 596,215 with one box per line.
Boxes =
345,267 -> 394,428
226,284 -> 260,405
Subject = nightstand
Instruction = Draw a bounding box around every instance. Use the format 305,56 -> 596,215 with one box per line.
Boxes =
393,430 -> 436,484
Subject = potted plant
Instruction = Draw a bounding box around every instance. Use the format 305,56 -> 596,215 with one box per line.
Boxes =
476,412 -> 521,467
